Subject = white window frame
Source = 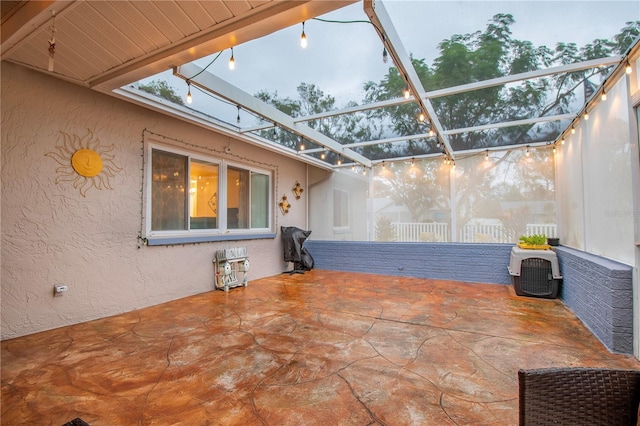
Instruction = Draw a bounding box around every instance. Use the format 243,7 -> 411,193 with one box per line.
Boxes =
144,141 -> 275,245
333,188 -> 350,232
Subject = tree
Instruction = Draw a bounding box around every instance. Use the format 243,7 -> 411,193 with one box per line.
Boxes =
138,80 -> 184,106
255,83 -> 375,162
364,16 -> 640,153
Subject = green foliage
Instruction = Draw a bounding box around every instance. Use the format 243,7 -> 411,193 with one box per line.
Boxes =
519,234 -> 547,245
255,83 -> 375,160
138,80 -> 184,106
364,16 -> 640,153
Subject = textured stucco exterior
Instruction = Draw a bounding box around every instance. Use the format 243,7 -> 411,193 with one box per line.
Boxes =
1,62 -> 311,339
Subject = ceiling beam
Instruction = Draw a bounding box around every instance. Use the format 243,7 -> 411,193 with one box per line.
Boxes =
174,63 -> 372,167
363,0 -> 455,160
291,55 -> 621,123
442,113 -> 576,135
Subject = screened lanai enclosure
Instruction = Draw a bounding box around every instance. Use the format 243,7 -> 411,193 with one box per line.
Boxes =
3,0 -> 639,348
118,0 -> 639,266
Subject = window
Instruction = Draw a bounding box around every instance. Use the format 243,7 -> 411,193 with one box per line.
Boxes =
146,144 -> 273,244
333,189 -> 349,229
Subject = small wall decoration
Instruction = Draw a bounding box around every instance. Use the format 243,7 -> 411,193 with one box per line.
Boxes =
292,181 -> 304,199
279,195 -> 290,215
45,128 -> 122,197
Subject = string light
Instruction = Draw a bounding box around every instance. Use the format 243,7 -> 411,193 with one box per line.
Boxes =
299,137 -> 305,151
418,112 -> 426,122
436,141 -> 441,149
236,106 -> 241,124
626,61 -> 632,75
228,47 -> 235,70
526,146 -> 530,156
320,150 -> 327,160
601,90 -> 607,101
337,156 -> 342,166
403,87 -> 410,99
186,81 -> 192,104
382,47 -> 388,63
561,137 -> 565,145
553,145 -> 557,154
571,126 -> 576,135
485,150 -> 489,161
300,22 -> 307,48
583,111 -> 589,120
48,10 -> 57,72
428,128 -> 435,138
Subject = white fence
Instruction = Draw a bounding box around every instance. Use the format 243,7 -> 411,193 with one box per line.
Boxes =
392,222 -> 449,242
459,224 -> 514,243
525,224 -> 557,238
391,222 -> 557,243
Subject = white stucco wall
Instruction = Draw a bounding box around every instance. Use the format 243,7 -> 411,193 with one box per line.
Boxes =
1,62 -> 311,339
308,167 -> 369,241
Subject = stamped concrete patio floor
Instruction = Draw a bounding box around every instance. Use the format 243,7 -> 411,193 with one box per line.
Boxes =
2,270 -> 639,425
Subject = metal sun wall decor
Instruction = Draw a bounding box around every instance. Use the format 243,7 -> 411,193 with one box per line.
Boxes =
45,128 -> 122,197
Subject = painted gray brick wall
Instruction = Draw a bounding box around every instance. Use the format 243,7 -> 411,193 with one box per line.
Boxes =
555,246 -> 633,354
304,241 -> 634,354
304,241 -> 514,284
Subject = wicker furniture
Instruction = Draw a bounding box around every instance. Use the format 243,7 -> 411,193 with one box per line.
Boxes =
519,367 -> 640,425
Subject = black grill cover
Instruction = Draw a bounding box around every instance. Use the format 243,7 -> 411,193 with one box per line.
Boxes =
281,226 -> 313,272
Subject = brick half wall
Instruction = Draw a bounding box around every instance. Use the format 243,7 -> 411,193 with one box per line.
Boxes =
304,241 -> 514,284
555,246 -> 633,354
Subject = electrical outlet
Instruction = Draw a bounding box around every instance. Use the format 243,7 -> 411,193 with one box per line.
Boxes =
53,285 -> 68,297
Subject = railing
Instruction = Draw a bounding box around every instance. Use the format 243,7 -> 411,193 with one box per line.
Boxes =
525,224 -> 557,238
392,222 -> 449,242
391,222 -> 557,243
459,224 -> 514,243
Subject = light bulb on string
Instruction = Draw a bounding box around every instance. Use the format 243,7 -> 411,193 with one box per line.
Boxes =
626,61 -> 632,75
526,146 -> 530,157
337,156 -> 342,166
300,22 -> 307,48
601,90 -> 607,101
228,47 -> 235,70
236,106 -> 241,124
561,137 -> 566,145
320,150 -> 327,160
186,81 -> 192,104
403,87 -> 410,99
571,126 -> 576,135
485,150 -> 489,161
584,111 -> 589,120
418,112 -> 425,122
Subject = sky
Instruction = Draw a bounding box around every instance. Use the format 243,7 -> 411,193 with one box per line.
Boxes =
152,0 -> 639,126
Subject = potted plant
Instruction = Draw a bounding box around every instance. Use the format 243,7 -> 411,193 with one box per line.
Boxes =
517,234 -> 550,250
